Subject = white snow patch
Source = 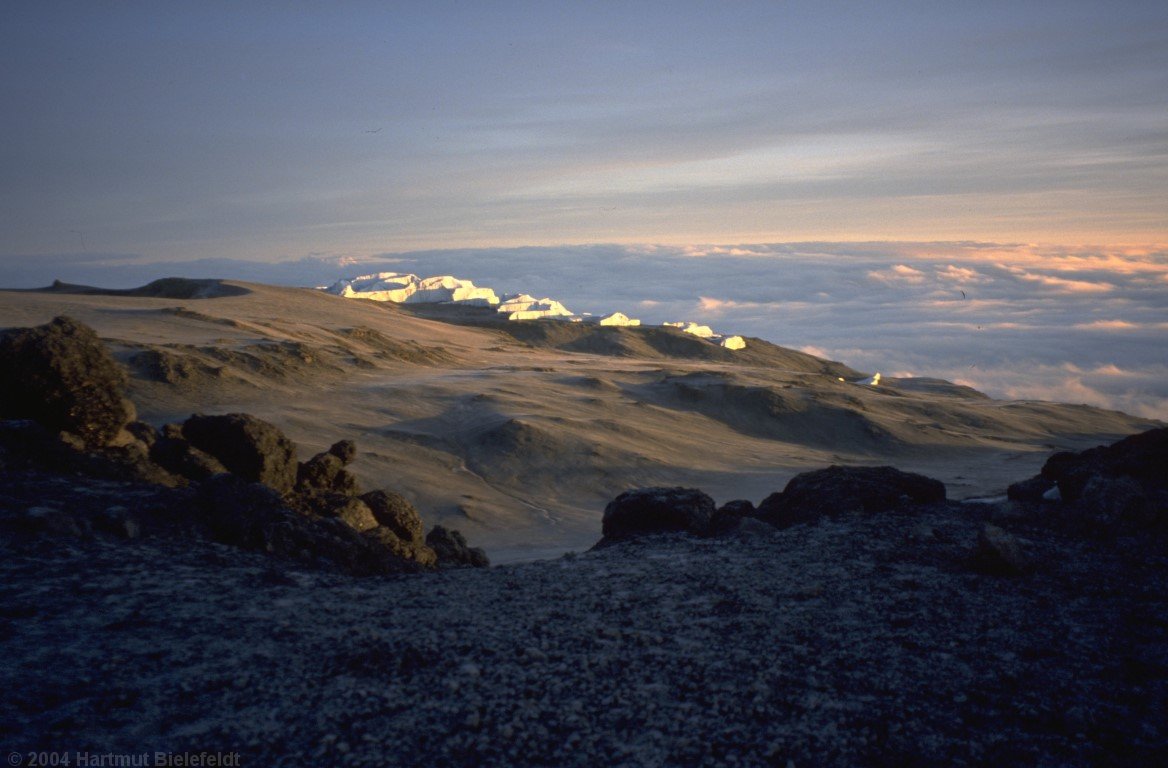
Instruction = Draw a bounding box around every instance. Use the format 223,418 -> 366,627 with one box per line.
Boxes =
323,273 -> 500,306
663,321 -> 715,338
720,335 -> 746,350
498,294 -> 573,321
596,312 -> 641,327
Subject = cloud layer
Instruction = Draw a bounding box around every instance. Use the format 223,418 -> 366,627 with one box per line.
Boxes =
2,3 -> 1166,259
10,242 -> 1164,421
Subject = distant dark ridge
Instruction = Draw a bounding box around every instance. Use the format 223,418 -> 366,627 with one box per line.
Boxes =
37,277 -> 250,299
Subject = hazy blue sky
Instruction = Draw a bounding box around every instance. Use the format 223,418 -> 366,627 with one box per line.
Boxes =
2,0 -> 1166,265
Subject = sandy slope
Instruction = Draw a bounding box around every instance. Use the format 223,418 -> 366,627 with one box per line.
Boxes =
1,280 -> 1158,560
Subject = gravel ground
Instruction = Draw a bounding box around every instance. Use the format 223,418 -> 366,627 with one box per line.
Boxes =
1,486 -> 1166,767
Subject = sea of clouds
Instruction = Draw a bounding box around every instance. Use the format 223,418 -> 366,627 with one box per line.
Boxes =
6,242 -> 1166,420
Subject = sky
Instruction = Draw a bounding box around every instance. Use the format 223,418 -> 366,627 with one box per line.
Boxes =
1,3 -> 1166,419
2,1 -> 1166,259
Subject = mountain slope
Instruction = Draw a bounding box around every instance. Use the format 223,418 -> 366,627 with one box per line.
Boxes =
1,278 -> 1158,559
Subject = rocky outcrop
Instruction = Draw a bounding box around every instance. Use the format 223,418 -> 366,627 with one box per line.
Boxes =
599,487 -> 716,544
182,413 -> 299,494
709,499 -> 757,535
1007,427 -> 1168,531
756,465 -> 946,528
362,490 -> 425,543
0,316 -> 135,447
0,317 -> 485,575
426,525 -> 489,568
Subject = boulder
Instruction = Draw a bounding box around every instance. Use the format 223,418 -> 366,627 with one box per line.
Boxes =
296,452 -> 359,496
0,316 -> 134,447
150,436 -> 228,481
600,487 -> 716,542
182,413 -> 298,493
709,499 -> 756,535
971,524 -> 1027,576
361,490 -> 426,544
1010,428 -> 1168,530
426,525 -> 490,568
327,439 -> 358,465
1007,475 -> 1055,504
1046,428 -> 1168,503
194,474 -> 291,548
298,493 -> 378,533
364,527 -> 438,567
0,419 -> 89,473
1076,475 -> 1153,529
124,421 -> 159,448
264,515 -> 425,575
756,465 -> 946,528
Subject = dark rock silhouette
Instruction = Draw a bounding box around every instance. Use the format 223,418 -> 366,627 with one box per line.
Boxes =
1006,474 -> 1055,503
710,498 -> 756,535
600,486 -> 716,543
362,490 -> 426,544
150,435 -> 228,481
756,465 -> 946,528
427,525 -> 490,567
327,439 -> 358,464
182,412 -> 299,493
0,315 -> 135,447
1010,427 -> 1167,530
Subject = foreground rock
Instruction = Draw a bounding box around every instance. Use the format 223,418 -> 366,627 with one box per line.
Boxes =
1008,427 -> 1168,531
756,465 -> 947,528
183,412 -> 299,493
598,486 -> 716,545
0,316 -> 135,447
427,525 -> 490,568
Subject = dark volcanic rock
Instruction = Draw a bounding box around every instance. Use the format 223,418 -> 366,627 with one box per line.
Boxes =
194,474 -> 290,548
426,525 -> 490,568
1044,428 -> 1168,502
0,316 -> 134,447
182,413 -> 298,493
124,421 -> 159,448
364,527 -> 438,567
327,439 -> 358,465
599,487 -> 717,543
1013,427 -> 1168,530
302,493 -> 379,533
150,436 -> 228,481
361,490 -> 426,544
709,498 -> 757,535
757,465 -> 947,528
971,524 -> 1027,576
1007,475 -> 1055,504
1077,474 -> 1154,529
296,452 -> 359,496
195,475 -> 421,574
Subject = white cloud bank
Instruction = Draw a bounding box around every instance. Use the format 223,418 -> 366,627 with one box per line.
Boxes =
4,242 -> 1166,420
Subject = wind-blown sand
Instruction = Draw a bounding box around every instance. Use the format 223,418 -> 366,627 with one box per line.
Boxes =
0,279 -> 1157,561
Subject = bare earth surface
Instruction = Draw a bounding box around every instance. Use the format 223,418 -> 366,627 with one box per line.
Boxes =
0,280 -> 1156,561
1,490 -> 1165,766
2,279 -> 1166,766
